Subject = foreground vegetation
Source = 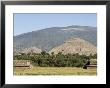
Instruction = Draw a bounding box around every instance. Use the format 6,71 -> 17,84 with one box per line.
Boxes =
14,51 -> 97,67
14,51 -> 97,75
14,67 -> 97,75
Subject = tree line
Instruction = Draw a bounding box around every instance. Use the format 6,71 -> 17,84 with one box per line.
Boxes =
14,51 -> 97,67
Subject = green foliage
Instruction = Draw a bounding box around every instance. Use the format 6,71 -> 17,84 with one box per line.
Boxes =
14,52 -> 97,67
41,51 -> 47,56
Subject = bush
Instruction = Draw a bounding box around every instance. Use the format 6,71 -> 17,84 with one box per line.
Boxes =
14,52 -> 96,67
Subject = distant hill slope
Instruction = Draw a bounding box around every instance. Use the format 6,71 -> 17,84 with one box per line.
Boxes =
14,25 -> 97,52
49,38 -> 97,55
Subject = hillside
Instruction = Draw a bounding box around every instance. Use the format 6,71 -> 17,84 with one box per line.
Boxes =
14,25 -> 97,52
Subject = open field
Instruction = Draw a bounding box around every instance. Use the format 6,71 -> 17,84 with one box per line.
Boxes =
14,67 -> 97,75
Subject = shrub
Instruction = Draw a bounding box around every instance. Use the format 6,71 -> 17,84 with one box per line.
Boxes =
14,52 -> 96,67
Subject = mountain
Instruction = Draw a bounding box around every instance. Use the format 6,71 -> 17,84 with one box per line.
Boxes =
49,38 -> 97,55
14,25 -> 97,52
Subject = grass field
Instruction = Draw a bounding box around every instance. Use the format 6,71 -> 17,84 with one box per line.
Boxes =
14,67 -> 97,75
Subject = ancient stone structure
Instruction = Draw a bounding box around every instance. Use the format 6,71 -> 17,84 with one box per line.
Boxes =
13,60 -> 32,68
49,38 -> 97,55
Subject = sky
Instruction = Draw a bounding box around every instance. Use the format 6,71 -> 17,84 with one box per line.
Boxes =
14,13 -> 97,36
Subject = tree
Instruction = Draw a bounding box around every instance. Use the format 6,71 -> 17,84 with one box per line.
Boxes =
41,51 -> 47,56
51,52 -> 54,56
51,52 -> 55,59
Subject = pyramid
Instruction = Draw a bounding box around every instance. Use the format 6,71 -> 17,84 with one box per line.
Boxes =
49,38 -> 97,55
21,47 -> 42,54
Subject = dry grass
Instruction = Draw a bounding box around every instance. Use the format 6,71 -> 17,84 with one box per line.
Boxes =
14,66 -> 97,75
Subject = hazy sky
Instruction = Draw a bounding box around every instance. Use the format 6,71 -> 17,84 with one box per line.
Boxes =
14,13 -> 97,36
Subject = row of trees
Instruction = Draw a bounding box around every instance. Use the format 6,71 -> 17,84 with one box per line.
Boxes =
14,51 -> 97,67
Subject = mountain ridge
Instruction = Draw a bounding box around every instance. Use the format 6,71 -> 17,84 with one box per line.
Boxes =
14,25 -> 97,53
